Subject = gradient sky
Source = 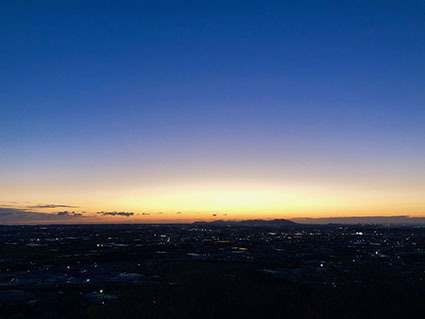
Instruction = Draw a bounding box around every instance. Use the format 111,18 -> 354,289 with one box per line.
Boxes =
1,0 -> 425,223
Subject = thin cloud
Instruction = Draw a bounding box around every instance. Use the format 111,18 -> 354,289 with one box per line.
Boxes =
57,211 -> 83,217
97,211 -> 134,217
28,204 -> 79,209
0,207 -> 86,224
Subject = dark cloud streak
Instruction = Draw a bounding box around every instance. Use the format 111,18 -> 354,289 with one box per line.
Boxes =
0,207 -> 86,224
96,211 -> 134,217
57,211 -> 82,217
28,204 -> 78,209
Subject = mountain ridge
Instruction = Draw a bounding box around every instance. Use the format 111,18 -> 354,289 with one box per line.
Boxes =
193,219 -> 296,226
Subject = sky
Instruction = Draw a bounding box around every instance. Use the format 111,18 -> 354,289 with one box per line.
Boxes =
1,0 -> 425,224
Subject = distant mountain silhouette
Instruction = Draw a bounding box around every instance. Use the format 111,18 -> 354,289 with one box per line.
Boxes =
292,216 -> 425,225
193,219 -> 296,226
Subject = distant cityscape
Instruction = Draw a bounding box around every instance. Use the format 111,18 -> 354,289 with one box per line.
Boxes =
2,222 -> 425,318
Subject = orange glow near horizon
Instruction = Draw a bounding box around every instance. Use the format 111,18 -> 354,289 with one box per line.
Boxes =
3,178 -> 425,223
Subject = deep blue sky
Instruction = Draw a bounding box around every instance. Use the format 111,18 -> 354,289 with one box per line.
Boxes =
1,1 -> 425,220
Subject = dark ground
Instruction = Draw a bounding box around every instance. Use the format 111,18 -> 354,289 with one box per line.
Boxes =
1,224 -> 425,318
